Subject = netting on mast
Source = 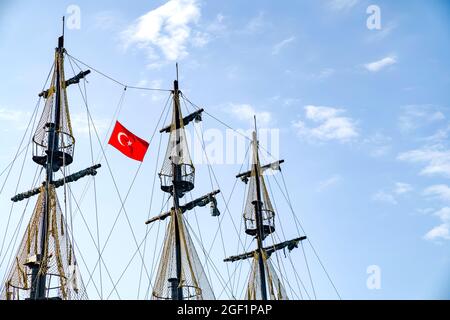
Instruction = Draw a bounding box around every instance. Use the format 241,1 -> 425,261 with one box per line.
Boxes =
159,98 -> 194,196
1,186 -> 87,300
246,252 -> 288,300
33,52 -> 75,170
152,211 -> 215,300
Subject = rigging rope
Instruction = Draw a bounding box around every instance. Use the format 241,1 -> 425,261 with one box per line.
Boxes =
64,58 -> 173,293
0,62 -> 54,259
65,184 -> 120,298
66,53 -> 171,92
181,98 -> 232,292
137,101 -> 170,299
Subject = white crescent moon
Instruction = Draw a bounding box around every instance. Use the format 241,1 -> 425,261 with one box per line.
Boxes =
118,132 -> 129,147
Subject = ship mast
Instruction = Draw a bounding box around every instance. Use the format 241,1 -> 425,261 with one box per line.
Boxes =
224,117 -> 306,300
2,20 -> 97,300
251,118 -> 268,300
146,65 -> 220,300
32,33 -> 65,300
171,71 -> 183,300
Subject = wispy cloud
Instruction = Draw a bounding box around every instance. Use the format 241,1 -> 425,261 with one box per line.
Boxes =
328,0 -> 359,11
372,190 -> 398,205
316,174 -> 341,192
372,182 -> 412,205
423,184 -> 450,202
121,0 -> 201,63
398,105 -> 445,134
364,55 -> 397,72
94,11 -> 121,31
293,105 -> 358,143
424,207 -> 450,241
398,146 -> 450,178
394,182 -> 413,195
272,36 -> 296,55
229,103 -> 272,127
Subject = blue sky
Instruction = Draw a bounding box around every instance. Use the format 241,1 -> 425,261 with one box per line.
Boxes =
0,0 -> 450,299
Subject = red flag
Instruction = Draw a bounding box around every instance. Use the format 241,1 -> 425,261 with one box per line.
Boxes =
108,121 -> 149,162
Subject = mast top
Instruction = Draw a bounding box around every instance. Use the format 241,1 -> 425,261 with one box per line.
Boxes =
58,16 -> 65,49
173,63 -> 179,91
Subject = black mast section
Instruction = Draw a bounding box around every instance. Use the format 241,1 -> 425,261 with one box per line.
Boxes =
251,124 -> 268,301
32,34 -> 64,300
171,75 -> 184,300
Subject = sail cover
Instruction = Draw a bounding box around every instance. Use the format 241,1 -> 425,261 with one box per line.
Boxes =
1,187 -> 87,300
152,211 -> 214,300
246,252 -> 288,300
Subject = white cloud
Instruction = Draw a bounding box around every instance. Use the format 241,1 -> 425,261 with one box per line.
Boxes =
372,191 -> 397,205
364,55 -> 397,72
398,105 -> 445,134
293,105 -> 358,143
272,36 -> 296,55
310,68 -> 335,80
328,0 -> 359,11
121,0 -> 201,62
424,224 -> 450,241
398,147 -> 450,178
316,174 -> 341,192
372,182 -> 412,205
191,31 -> 210,47
394,182 -> 413,195
134,79 -> 164,100
423,184 -> 450,202
424,124 -> 450,143
424,207 -> 450,241
229,103 -> 272,127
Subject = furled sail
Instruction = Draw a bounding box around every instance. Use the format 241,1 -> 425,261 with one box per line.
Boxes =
1,187 -> 86,300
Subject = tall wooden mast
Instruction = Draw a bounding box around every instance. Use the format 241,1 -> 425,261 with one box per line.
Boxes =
32,34 -> 65,299
147,65 -> 220,300
2,22 -> 96,300
224,117 -> 307,300
170,77 -> 184,300
251,122 -> 268,300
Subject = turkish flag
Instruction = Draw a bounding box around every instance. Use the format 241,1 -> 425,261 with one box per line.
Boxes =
108,121 -> 149,161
